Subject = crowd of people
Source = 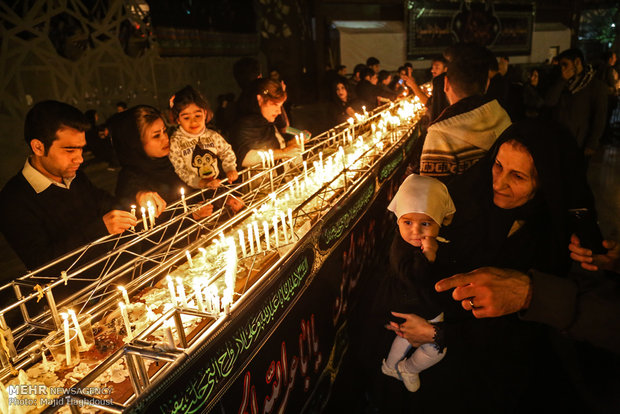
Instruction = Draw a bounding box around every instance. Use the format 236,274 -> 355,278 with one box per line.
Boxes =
0,42 -> 619,412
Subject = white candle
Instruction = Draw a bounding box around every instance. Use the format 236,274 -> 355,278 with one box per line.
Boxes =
147,200 -> 155,229
176,277 -> 188,307
258,151 -> 266,169
238,229 -> 247,257
269,192 -> 277,210
185,250 -> 194,268
263,221 -> 270,250
272,216 -> 279,248
300,134 -> 305,153
193,279 -> 205,312
42,350 -> 49,371
68,309 -> 87,350
141,207 -> 148,231
213,294 -> 220,314
166,275 -> 178,307
180,188 -> 188,213
61,313 -> 72,366
287,208 -> 294,238
268,149 -> 275,168
225,237 -> 237,292
119,302 -> 133,340
303,161 -> 308,181
130,205 -> 136,231
164,321 -> 175,350
294,176 -> 300,197
204,286 -> 213,313
280,211 -> 289,243
198,247 -> 207,262
247,223 -> 254,255
118,286 -> 130,304
252,221 -> 261,253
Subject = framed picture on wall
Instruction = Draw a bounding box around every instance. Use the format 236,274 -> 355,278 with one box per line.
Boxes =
406,0 -> 534,59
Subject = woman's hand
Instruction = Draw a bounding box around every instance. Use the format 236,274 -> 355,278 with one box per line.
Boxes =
226,170 -> 239,183
198,177 -> 221,189
569,234 -> 620,272
385,312 -> 436,347
136,191 -> 167,216
225,195 -> 245,213
192,203 -> 214,220
421,236 -> 438,262
280,143 -> 301,160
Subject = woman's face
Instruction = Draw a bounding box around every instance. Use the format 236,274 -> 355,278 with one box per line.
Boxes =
142,118 -> 170,158
492,142 -> 537,209
177,103 -> 207,135
257,95 -> 284,123
397,212 -> 439,247
530,70 -> 539,87
336,83 -> 348,102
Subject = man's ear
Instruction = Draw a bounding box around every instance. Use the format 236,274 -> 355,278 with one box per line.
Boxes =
30,139 -> 45,156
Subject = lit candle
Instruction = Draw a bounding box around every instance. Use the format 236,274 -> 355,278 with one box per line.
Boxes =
252,221 -> 261,253
258,151 -> 266,169
287,208 -> 294,238
180,188 -> 188,213
247,223 -> 254,255
198,247 -> 207,263
185,250 -> 194,268
269,192 -> 277,210
300,134 -> 305,153
61,313 -> 72,366
303,161 -> 308,181
67,309 -> 87,350
42,350 -> 49,371
130,205 -> 136,231
238,229 -> 247,257
225,237 -> 237,292
141,207 -> 148,231
280,211 -> 289,243
268,149 -> 275,168
147,200 -> 155,229
119,302 -> 133,340
263,221 -> 270,250
164,320 -> 175,350
118,286 -> 130,304
193,279 -> 205,312
166,275 -> 178,307
213,294 -> 220,314
294,176 -> 300,196
272,216 -> 280,248
176,277 -> 188,307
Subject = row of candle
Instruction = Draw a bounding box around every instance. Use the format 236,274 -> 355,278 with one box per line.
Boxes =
59,309 -> 88,366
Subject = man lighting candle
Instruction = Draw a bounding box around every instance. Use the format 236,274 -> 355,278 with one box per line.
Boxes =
0,100 -> 137,271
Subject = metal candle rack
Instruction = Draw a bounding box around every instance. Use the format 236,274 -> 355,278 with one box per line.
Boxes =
0,97 -> 425,412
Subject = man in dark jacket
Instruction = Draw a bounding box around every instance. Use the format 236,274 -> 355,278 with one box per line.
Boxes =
0,100 -> 136,270
545,48 -> 608,164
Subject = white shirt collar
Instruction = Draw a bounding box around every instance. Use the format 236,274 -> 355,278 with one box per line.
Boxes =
22,158 -> 74,194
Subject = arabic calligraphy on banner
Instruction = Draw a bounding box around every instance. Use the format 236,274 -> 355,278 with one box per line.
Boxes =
154,251 -> 314,414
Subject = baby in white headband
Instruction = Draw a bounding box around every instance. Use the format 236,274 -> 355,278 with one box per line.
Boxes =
381,174 -> 455,392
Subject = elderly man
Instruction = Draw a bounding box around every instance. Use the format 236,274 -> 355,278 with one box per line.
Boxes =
0,100 -> 136,270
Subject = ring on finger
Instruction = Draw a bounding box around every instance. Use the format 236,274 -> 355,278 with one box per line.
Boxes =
469,298 -> 475,308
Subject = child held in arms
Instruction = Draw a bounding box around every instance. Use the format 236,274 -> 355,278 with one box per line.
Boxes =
169,85 -> 239,190
380,174 -> 455,392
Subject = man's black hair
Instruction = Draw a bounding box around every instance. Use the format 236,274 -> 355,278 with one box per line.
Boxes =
446,43 -> 494,97
558,48 -> 585,65
24,100 -> 89,154
366,57 -> 380,67
361,67 -> 376,80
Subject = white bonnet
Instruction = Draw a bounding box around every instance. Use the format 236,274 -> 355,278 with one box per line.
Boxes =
387,174 -> 456,226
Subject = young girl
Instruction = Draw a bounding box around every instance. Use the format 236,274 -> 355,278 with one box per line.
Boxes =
169,85 -> 239,190
381,174 -> 455,392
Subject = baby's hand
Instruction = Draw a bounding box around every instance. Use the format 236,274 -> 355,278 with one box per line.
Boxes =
421,236 -> 438,262
199,177 -> 221,189
226,170 -> 239,183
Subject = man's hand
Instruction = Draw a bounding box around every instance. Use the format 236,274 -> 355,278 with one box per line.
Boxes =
226,170 -> 239,183
103,210 -> 137,234
385,312 -> 435,347
435,267 -> 532,318
198,177 -> 221,189
192,203 -> 214,220
136,191 -> 167,216
569,234 -> 620,272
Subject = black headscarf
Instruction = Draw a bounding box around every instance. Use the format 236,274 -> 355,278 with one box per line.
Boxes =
108,106 -> 185,205
438,118 -> 596,277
